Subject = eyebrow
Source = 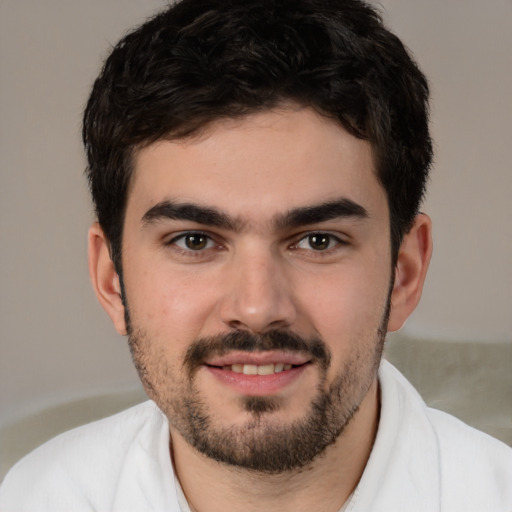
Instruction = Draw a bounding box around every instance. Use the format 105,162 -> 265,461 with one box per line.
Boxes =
142,201 -> 242,231
141,198 -> 369,231
275,198 -> 369,230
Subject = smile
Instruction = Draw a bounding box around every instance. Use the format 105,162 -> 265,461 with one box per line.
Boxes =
221,363 -> 294,375
203,354 -> 312,396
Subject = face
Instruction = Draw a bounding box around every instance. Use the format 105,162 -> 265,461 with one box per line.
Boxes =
119,107 -> 394,472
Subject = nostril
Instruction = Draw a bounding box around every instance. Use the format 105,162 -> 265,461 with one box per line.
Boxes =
227,320 -> 248,331
227,317 -> 291,330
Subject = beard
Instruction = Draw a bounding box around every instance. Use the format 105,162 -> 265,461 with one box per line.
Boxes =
127,307 -> 388,474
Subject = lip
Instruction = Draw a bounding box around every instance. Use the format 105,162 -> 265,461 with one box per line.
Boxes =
203,353 -> 311,396
205,350 -> 311,367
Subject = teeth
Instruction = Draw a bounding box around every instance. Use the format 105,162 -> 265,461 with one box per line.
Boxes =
225,363 -> 295,374
257,364 -> 275,375
243,365 -> 258,375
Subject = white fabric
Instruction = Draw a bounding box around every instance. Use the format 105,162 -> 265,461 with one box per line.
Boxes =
1,361 -> 511,512
174,476 -> 191,512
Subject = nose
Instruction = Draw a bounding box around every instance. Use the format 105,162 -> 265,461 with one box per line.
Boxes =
218,246 -> 298,333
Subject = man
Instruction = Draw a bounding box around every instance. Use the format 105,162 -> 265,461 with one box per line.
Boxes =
1,0 -> 511,510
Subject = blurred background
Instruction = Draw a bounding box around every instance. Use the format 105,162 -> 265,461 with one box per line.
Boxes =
1,0 -> 511,478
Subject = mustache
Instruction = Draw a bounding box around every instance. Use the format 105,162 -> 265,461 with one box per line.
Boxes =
184,330 -> 331,374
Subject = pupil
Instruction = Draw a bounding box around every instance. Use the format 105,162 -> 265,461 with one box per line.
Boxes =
186,234 -> 207,250
309,234 -> 329,250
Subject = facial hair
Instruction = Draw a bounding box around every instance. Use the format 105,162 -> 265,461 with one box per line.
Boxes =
127,311 -> 388,474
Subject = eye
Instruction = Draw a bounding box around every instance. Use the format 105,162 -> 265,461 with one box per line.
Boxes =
295,233 -> 342,251
171,232 -> 216,251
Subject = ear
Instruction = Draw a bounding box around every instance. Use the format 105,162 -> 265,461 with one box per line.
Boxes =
88,222 -> 127,335
388,214 -> 432,332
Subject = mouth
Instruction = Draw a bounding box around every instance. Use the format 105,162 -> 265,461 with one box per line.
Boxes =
208,362 -> 302,375
202,352 -> 312,396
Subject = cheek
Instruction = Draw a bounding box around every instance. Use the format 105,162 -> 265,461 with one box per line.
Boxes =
299,265 -> 389,322
294,261 -> 391,352
124,262 -> 219,339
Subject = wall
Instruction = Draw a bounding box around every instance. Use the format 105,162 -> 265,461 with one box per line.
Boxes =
1,0 -> 511,428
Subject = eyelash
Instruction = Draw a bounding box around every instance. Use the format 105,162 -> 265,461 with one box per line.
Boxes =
166,231 -> 220,255
291,232 -> 346,253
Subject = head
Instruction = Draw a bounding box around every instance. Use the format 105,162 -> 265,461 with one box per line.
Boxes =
83,0 -> 432,275
85,0 -> 433,474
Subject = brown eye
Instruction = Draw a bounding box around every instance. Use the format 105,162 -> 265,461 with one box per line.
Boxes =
307,234 -> 331,250
295,232 -> 342,252
172,232 -> 214,251
184,234 -> 208,250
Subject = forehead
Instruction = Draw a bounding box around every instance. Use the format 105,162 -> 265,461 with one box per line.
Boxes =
127,107 -> 386,225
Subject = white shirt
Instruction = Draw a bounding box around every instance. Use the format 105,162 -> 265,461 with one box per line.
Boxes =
1,361 -> 511,511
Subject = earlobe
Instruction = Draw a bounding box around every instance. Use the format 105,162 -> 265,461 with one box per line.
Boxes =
388,214 -> 432,332
88,223 -> 127,335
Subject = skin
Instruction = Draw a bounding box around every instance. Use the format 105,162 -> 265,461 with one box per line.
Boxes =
89,106 -> 432,512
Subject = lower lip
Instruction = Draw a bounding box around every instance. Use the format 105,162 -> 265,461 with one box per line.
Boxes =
205,365 -> 309,396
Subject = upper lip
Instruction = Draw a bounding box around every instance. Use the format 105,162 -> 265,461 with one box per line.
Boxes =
204,351 -> 312,367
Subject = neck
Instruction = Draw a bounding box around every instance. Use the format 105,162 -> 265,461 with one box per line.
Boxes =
170,380 -> 379,512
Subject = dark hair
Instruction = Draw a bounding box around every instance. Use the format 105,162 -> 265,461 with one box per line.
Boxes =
83,0 -> 432,272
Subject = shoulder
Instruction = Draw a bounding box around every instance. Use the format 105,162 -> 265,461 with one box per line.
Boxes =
382,360 -> 512,467
0,401 -> 173,512
426,406 -> 512,505
3,400 -> 164,472
379,361 -> 512,511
